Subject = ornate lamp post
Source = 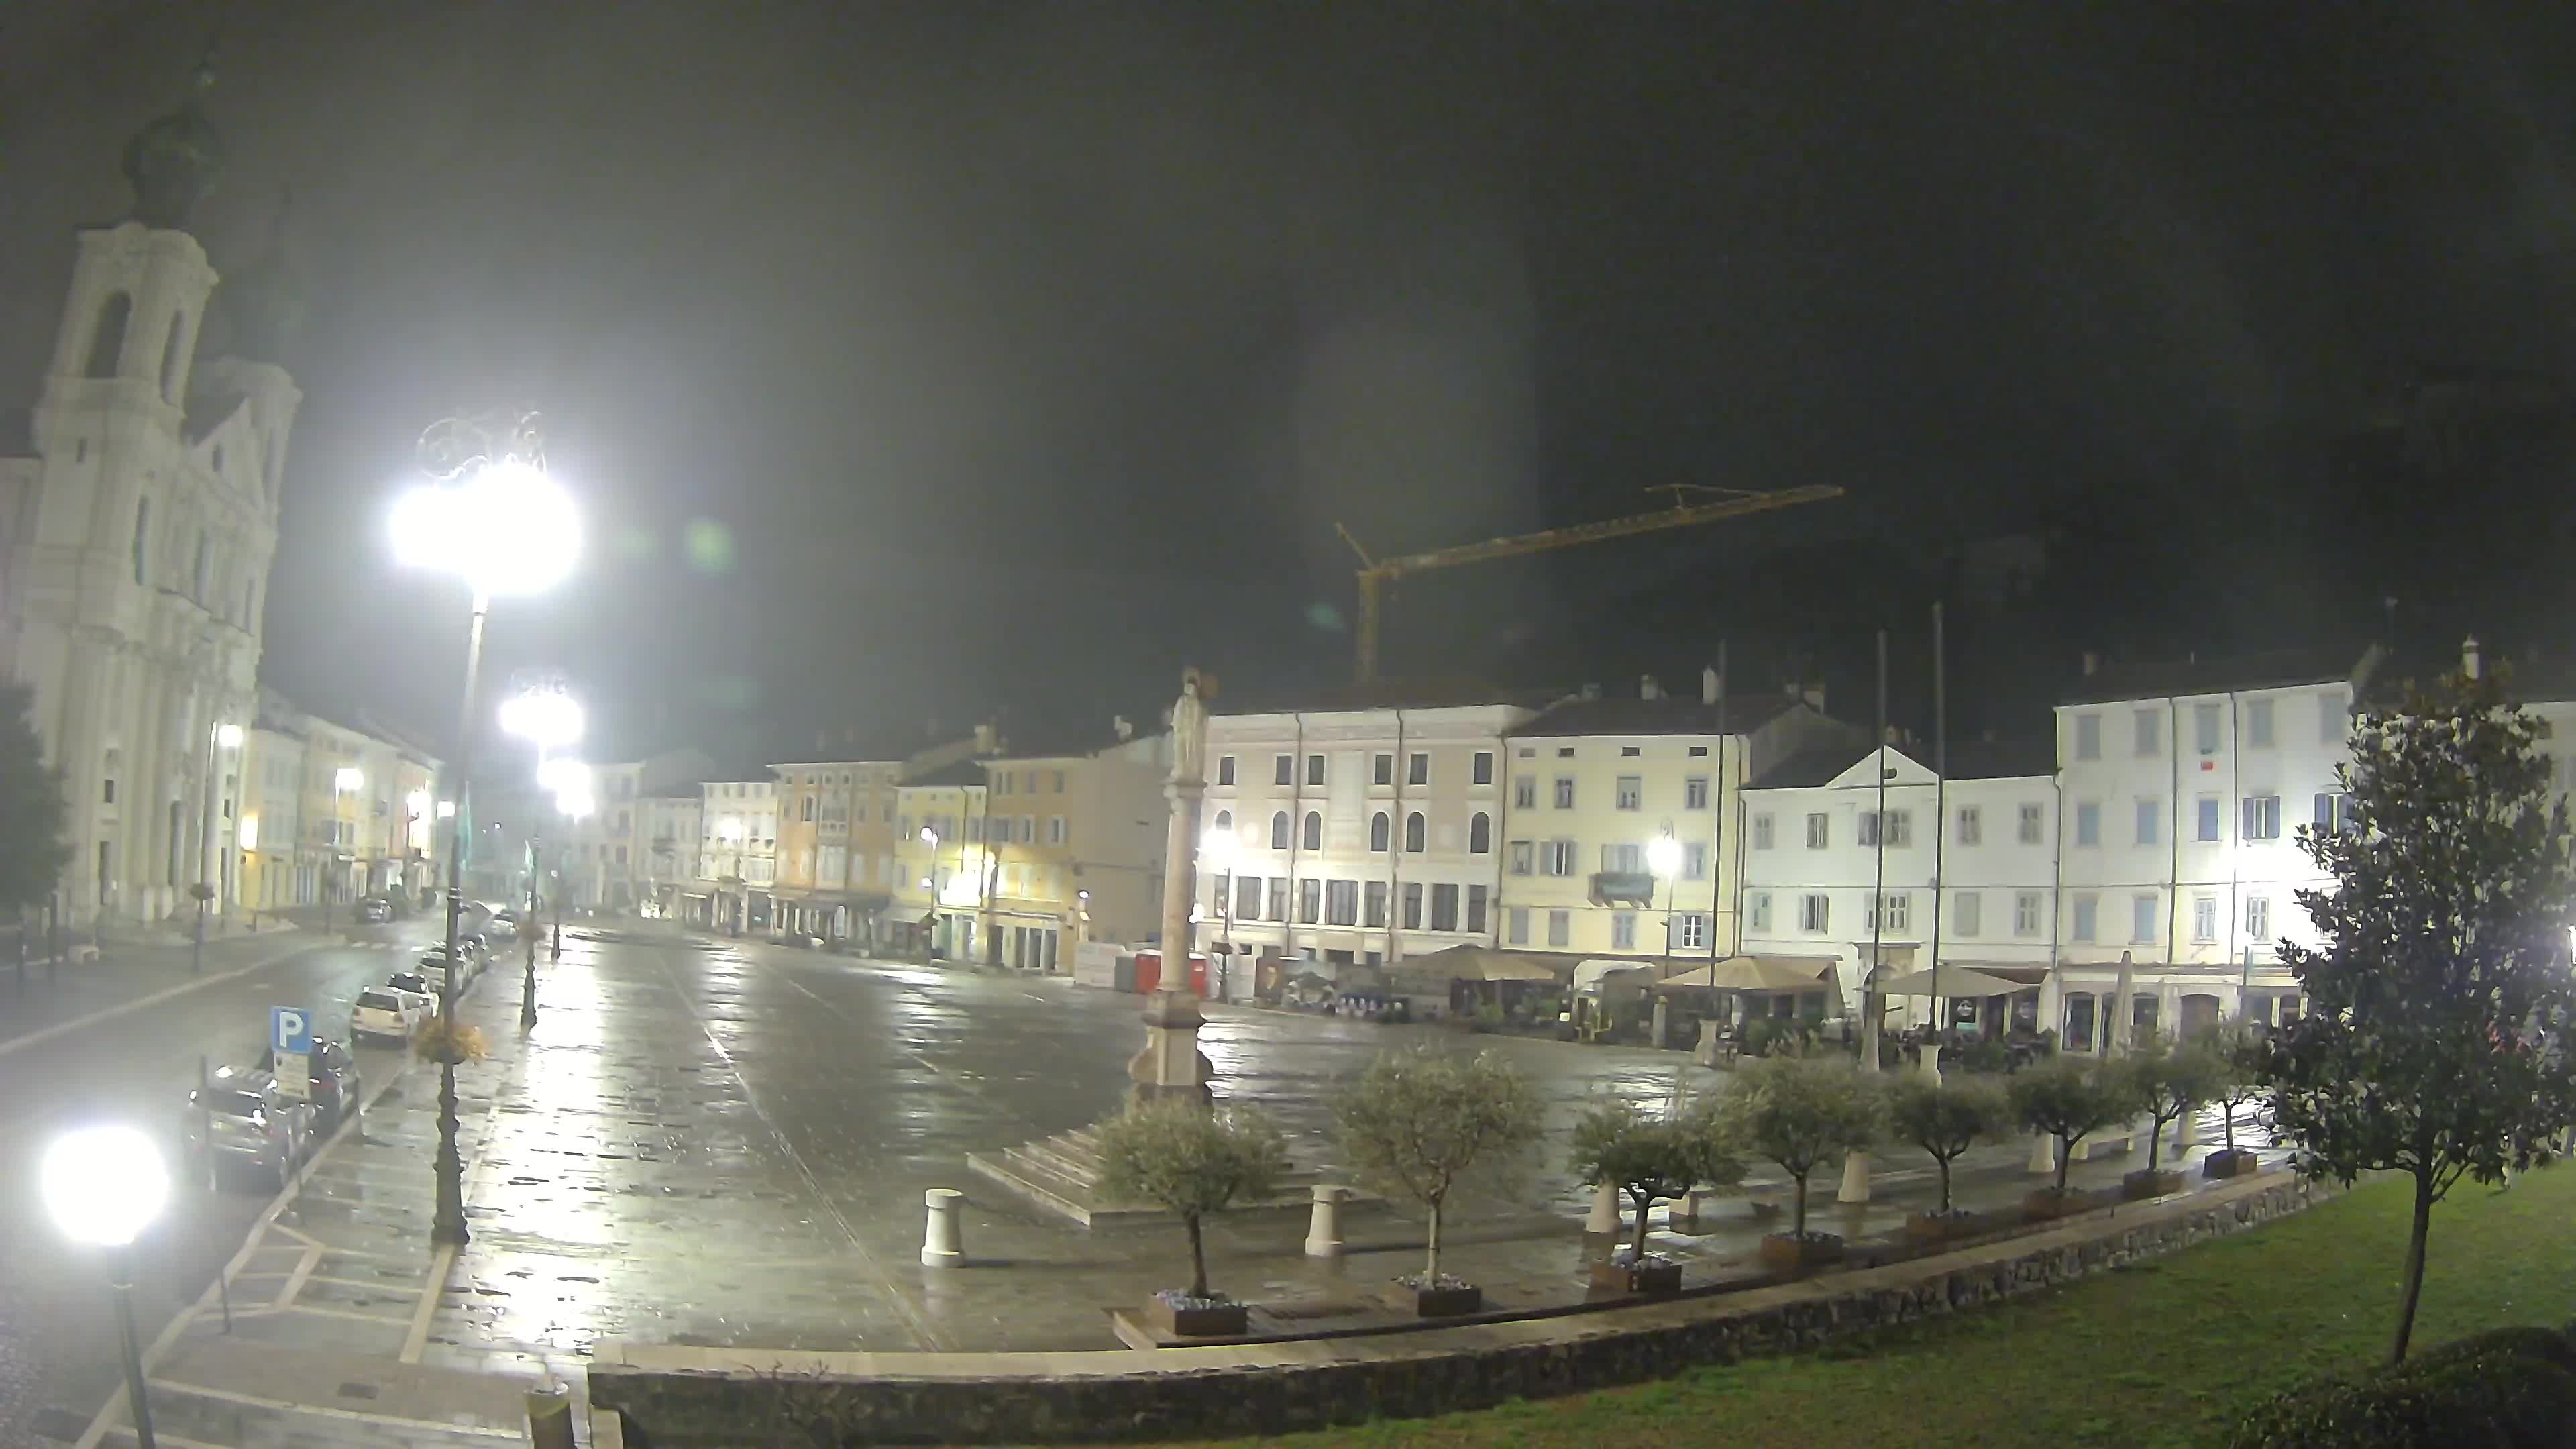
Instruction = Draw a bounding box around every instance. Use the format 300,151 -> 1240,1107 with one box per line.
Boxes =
390,411 -> 579,1249
44,1125 -> 169,1449
501,682 -> 583,1030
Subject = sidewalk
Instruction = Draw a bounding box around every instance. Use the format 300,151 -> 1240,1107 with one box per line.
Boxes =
0,928 -> 309,1057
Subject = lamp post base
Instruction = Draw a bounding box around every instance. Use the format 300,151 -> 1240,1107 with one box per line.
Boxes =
113,1252 -> 158,1449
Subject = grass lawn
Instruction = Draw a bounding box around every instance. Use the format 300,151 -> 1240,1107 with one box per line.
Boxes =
1167,1166 -> 2576,1449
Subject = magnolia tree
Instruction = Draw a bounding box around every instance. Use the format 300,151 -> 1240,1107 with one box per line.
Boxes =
1095,1097 -> 1285,1302
1723,1053 -> 1882,1240
1333,1046 -> 1544,1283
2130,1036 -> 2223,1174
2264,667 -> 2576,1363
1888,1075 -> 2012,1214
2010,1055 -> 2137,1196
1570,1095 -> 1741,1264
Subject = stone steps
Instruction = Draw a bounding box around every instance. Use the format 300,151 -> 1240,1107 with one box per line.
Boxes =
970,1126 -> 1359,1228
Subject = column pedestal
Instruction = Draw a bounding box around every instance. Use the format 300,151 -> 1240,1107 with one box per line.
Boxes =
1584,1183 -> 1621,1235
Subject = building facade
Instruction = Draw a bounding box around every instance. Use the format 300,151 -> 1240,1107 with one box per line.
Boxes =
972,726 -> 1170,971
639,790 -> 702,916
691,776 -> 777,931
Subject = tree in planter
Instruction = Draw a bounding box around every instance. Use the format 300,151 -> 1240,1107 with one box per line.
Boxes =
2198,1018 -> 2269,1160
2009,1055 -> 2138,1197
1570,1095 -> 1740,1265
1887,1075 -> 2012,1214
1332,1045 -> 1544,1285
2263,665 -> 2576,1364
1095,1096 -> 1285,1302
1722,1053 -> 1882,1240
2131,1035 -> 2223,1175
0,684 -> 70,928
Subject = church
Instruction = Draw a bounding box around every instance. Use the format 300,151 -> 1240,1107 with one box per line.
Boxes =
0,64 -> 299,929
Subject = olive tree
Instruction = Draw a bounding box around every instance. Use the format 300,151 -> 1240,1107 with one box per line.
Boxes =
1570,1095 -> 1741,1263
2010,1055 -> 2137,1196
1722,1053 -> 1882,1240
1333,1045 -> 1544,1282
1095,1097 -> 1285,1301
2199,1018 -> 2269,1157
2131,1036 -> 2223,1174
2265,666 -> 2576,1362
1887,1075 -> 2012,1214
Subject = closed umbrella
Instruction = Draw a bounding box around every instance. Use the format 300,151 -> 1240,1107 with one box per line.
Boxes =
2109,951 -> 2135,1055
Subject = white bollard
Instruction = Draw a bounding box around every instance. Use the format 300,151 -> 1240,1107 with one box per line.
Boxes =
1835,1149 -> 1871,1204
1303,1184 -> 1350,1258
1585,1182 -> 1621,1235
2174,1106 -> 2198,1152
920,1187 -> 965,1268
2027,1131 -> 2058,1176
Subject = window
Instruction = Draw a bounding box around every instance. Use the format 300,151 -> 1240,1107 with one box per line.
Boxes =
102,776 -> 115,805
1218,755 -> 1236,786
1020,815 -> 1036,843
1364,880 -> 1388,927
1541,839 -> 1577,875
2241,794 -> 2282,841
1374,753 -> 1394,786
1548,909 -> 1570,947
967,816 -> 984,843
1805,812 -> 1829,849
2320,690 -> 2347,743
2245,700 -> 2274,748
801,797 -> 816,822
1408,753 -> 1429,786
996,773 -> 1012,796
86,291 -> 130,378
2196,796 -> 2221,842
1051,771 -> 1065,792
2014,891 -> 2041,937
1466,884 -> 1487,934
2074,714 -> 2101,761
2134,708 -> 2161,757
1326,879 -> 1358,926
1684,775 -> 1709,810
2018,802 -> 2043,844
2135,798 -> 2159,846
2313,792 -> 2356,833
1299,878 -> 1322,923
1558,746 -> 1573,757
1404,812 -> 1426,852
1886,810 -> 1911,847
1621,746 -> 1640,757
1601,841 -> 1644,873
1682,841 -> 1707,880
1513,776 -> 1535,809
1508,839 -> 1532,875
1615,775 -> 1642,811
1799,893 -> 1830,932
1553,776 -> 1575,809
1956,805 -> 1981,846
1302,811 -> 1322,851
1270,812 -> 1289,850
1752,813 -> 1775,849
1472,751 -> 1494,785
2192,895 -> 2218,943
1507,906 -> 1529,945
1676,912 -> 1709,949
1274,755 -> 1293,786
2075,802 -> 2100,847
1237,875 -> 1262,918
1872,891 -> 1910,932
2246,896 -> 2271,940
1402,882 -> 1424,929
1954,890 -> 1982,936
1469,812 -> 1491,853
1306,754 -> 1325,786
1047,816 -> 1066,845
2132,894 -> 2158,943
1749,892 -> 1772,931
1365,812 -> 1391,852
1611,912 -> 1637,949
1214,809 -> 1232,835
2194,702 -> 2220,755
131,495 -> 150,585
2072,894 -> 2098,942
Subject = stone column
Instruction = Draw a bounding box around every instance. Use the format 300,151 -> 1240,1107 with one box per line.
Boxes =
1130,670 -> 1212,1106
1650,997 -> 1670,1050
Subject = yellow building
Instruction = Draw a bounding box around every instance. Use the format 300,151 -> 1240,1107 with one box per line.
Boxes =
237,688 -> 443,919
771,733 -> 983,945
973,727 -> 1170,971
893,761 -> 991,959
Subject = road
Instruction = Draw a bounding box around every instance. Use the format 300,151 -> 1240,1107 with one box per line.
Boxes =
0,916 -> 466,1446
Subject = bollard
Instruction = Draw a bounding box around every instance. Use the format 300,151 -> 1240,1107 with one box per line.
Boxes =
1303,1184 -> 1350,1258
1915,1042 -> 1944,1086
525,1378 -> 576,1449
1835,1150 -> 1870,1204
920,1187 -> 965,1268
2027,1131 -> 2057,1175
2173,1106 -> 2198,1152
1585,1181 -> 1621,1236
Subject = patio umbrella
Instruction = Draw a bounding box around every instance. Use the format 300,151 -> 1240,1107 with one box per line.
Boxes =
2109,951 -> 2135,1055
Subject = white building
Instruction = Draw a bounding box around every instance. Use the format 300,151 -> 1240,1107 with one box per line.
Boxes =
692,775 -> 777,931
0,83 -> 297,929
559,749 -> 709,913
638,790 -> 703,916
1739,738 -> 2059,1030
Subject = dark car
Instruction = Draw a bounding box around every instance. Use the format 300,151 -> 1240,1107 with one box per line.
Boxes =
258,1040 -> 362,1133
184,1071 -> 313,1188
356,895 -> 394,924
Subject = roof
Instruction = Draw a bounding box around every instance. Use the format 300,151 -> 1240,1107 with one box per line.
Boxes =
1937,737 -> 2057,780
1752,745 -> 1866,789
985,722 -> 1152,761
1214,676 -> 1557,716
899,759 -> 988,789
2061,648 -> 2369,705
1512,692 -> 1803,739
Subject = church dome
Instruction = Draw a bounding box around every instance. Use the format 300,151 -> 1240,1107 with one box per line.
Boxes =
121,61 -> 224,230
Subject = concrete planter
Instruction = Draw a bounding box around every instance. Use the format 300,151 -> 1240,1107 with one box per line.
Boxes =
1758,1232 -> 1845,1273
2023,1187 -> 2086,1222
1386,1281 -> 1484,1318
1904,1210 -> 1972,1244
1144,1297 -> 1248,1338
1588,1257 -> 1684,1297
2203,1148 -> 2261,1179
2123,1168 -> 2186,1201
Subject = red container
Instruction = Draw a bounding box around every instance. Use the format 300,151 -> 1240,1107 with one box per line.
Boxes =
1130,951 -> 1209,996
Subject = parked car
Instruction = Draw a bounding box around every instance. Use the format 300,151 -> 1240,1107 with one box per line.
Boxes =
257,1040 -> 362,1133
352,987 -> 423,1042
184,1070 -> 314,1188
384,970 -> 444,1018
417,947 -> 472,988
356,895 -> 394,924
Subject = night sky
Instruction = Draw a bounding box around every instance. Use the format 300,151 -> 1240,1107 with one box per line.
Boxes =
7,3 -> 2576,759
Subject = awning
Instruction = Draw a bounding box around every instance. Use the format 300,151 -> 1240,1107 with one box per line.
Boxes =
1391,945 -> 1566,983
1656,955 -> 1840,993
1573,959 -> 1660,992
1878,965 -> 2033,998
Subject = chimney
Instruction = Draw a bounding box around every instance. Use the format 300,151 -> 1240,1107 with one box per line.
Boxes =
1884,724 -> 1901,745
1640,674 -> 1662,700
1802,682 -> 1826,713
2081,651 -> 2102,678
1701,666 -> 1720,705
1113,714 -> 1134,741
973,722 -> 996,754
2463,635 -> 2482,679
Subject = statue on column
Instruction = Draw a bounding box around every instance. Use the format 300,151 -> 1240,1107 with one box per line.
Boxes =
1170,667 -> 1208,787
1131,667 -> 1216,1106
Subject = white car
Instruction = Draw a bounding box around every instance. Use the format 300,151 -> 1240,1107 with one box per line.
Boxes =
383,971 -> 444,1019
352,987 -> 421,1042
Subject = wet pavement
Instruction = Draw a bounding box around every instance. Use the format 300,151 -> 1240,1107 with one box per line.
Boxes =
64,924 -> 2280,1445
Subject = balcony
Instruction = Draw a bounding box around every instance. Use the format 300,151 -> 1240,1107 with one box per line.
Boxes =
1589,871 -> 1657,907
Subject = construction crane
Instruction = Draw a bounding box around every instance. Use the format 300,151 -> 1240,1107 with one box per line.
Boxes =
1335,484 -> 1843,684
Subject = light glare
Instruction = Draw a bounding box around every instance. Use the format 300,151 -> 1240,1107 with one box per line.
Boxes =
42,1124 -> 169,1248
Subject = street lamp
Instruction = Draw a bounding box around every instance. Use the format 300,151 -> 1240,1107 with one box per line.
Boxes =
503,683 -> 584,1029
1203,830 -> 1238,1000
190,721 -> 244,975
43,1124 -> 170,1449
392,409 -> 579,1250
549,764 -> 594,961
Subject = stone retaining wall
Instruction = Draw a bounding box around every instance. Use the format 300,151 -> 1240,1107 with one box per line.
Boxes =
592,1173 -> 2315,1447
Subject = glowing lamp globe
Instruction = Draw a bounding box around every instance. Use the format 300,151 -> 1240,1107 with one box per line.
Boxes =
1646,834 -> 1682,878
391,458 -> 580,598
42,1124 -> 169,1248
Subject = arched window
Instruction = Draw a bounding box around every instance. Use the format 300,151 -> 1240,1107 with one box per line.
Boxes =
131,495 -> 151,585
160,310 -> 188,401
1370,812 -> 1390,851
1213,809 -> 1232,835
1301,811 -> 1322,851
1470,812 -> 1492,854
1405,812 -> 1426,853
86,292 -> 132,379
1270,812 -> 1289,850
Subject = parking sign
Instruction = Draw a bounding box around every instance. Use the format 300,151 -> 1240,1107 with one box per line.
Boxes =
271,1005 -> 313,1057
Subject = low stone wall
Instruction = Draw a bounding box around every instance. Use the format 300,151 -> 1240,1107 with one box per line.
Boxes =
592,1173 -> 2315,1447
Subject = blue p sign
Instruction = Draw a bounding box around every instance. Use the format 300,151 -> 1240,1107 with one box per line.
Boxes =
271,1006 -> 313,1057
